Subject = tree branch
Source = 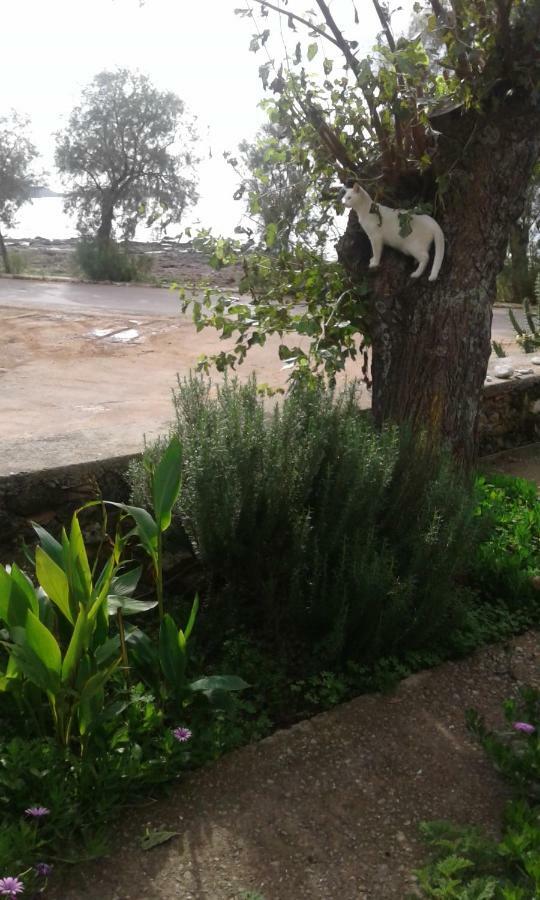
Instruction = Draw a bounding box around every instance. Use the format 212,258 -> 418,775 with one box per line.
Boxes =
248,0 -> 342,50
428,0 -> 449,25
314,0 -> 361,74
371,0 -> 396,52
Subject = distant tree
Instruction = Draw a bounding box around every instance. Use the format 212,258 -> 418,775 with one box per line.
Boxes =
55,69 -> 199,243
229,123 -> 316,251
0,112 -> 38,272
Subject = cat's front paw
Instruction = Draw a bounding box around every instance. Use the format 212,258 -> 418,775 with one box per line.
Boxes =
368,259 -> 380,269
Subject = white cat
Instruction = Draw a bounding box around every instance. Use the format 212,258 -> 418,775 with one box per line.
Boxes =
342,182 -> 445,281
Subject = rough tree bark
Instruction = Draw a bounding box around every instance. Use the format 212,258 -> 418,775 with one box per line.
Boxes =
337,94 -> 540,465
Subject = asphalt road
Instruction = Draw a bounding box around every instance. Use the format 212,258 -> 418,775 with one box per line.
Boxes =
0,276 -> 524,339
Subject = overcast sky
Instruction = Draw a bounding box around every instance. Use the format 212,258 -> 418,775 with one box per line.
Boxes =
1,0 -> 414,236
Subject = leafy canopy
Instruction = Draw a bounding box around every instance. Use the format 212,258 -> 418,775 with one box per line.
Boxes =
55,68 -> 199,240
182,0 -> 540,386
0,111 -> 39,231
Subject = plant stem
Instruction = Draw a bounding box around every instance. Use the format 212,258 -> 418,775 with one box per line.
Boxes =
117,608 -> 129,680
156,531 -> 164,620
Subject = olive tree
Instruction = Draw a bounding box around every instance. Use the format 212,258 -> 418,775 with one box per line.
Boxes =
189,0 -> 540,465
55,69 -> 199,242
0,112 -> 38,272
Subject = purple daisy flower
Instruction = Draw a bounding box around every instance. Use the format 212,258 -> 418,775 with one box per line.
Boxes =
172,726 -> 192,743
24,806 -> 50,819
34,863 -> 53,878
0,876 -> 24,897
513,721 -> 536,735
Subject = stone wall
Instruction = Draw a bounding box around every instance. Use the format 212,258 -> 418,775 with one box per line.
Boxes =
1,367 -> 539,561
0,454 -> 135,563
480,354 -> 540,454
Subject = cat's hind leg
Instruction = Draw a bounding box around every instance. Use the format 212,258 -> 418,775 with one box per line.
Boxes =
410,251 -> 429,278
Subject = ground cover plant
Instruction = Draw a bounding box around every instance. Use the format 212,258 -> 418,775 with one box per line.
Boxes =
416,687 -> 540,898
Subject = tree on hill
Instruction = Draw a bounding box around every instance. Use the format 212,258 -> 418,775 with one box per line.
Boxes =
193,0 -> 540,465
55,69 -> 199,243
0,112 -> 38,272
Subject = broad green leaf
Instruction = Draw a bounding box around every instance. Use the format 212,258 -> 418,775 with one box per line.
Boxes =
32,523 -> 64,568
78,661 -> 119,734
10,565 -> 38,616
307,43 -> 318,61
108,566 -> 142,599
152,437 -> 182,532
0,566 -> 34,628
36,546 -> 73,624
8,642 -> 59,694
62,606 -> 89,684
107,503 -> 159,560
189,675 -> 249,693
183,594 -> 199,642
159,614 -> 186,688
107,597 -> 158,616
68,513 -> 93,605
24,610 -> 62,676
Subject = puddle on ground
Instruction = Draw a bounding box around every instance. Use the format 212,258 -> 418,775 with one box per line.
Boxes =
91,328 -> 114,338
109,328 -> 140,342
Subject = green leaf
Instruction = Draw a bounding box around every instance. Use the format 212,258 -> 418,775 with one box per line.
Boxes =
189,675 -> 249,693
24,611 -> 62,676
152,437 -> 182,532
140,828 -> 179,850
32,523 -> 65,568
159,614 -> 186,689
68,513 -> 93,605
323,58 -> 333,76
107,503 -> 159,560
183,594 -> 199,642
62,606 -> 89,684
35,547 -> 73,624
265,222 -> 278,248
108,565 -> 142,599
0,566 -> 35,628
107,597 -> 158,616
9,565 -> 38,616
307,43 -> 318,61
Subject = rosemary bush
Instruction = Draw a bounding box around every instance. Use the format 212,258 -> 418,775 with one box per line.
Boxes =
130,376 -> 480,664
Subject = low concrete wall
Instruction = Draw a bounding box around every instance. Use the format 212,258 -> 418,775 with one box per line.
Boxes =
1,368 -> 539,562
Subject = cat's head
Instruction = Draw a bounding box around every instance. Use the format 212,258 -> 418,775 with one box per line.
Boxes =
342,182 -> 371,209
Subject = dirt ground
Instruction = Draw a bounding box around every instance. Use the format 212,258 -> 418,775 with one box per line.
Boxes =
50,631 -> 540,900
0,306 -> 332,475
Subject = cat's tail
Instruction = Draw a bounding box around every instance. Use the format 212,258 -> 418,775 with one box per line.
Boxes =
429,224 -> 445,281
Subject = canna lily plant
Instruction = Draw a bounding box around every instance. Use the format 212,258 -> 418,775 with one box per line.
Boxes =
0,512 -> 128,748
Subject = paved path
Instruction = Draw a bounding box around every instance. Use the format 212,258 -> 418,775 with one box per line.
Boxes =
0,278 -> 531,475
49,632 -> 539,900
0,276 -> 525,337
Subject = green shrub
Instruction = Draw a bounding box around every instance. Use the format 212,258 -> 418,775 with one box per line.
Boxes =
130,376 -> 481,665
75,238 -> 152,282
473,474 -> 540,606
6,250 -> 24,275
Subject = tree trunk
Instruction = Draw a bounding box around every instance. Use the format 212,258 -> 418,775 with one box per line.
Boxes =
337,97 -> 540,465
97,193 -> 115,243
509,221 -> 530,302
0,229 -> 11,274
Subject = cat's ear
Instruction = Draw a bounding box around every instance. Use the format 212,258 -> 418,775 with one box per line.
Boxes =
352,182 -> 361,193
